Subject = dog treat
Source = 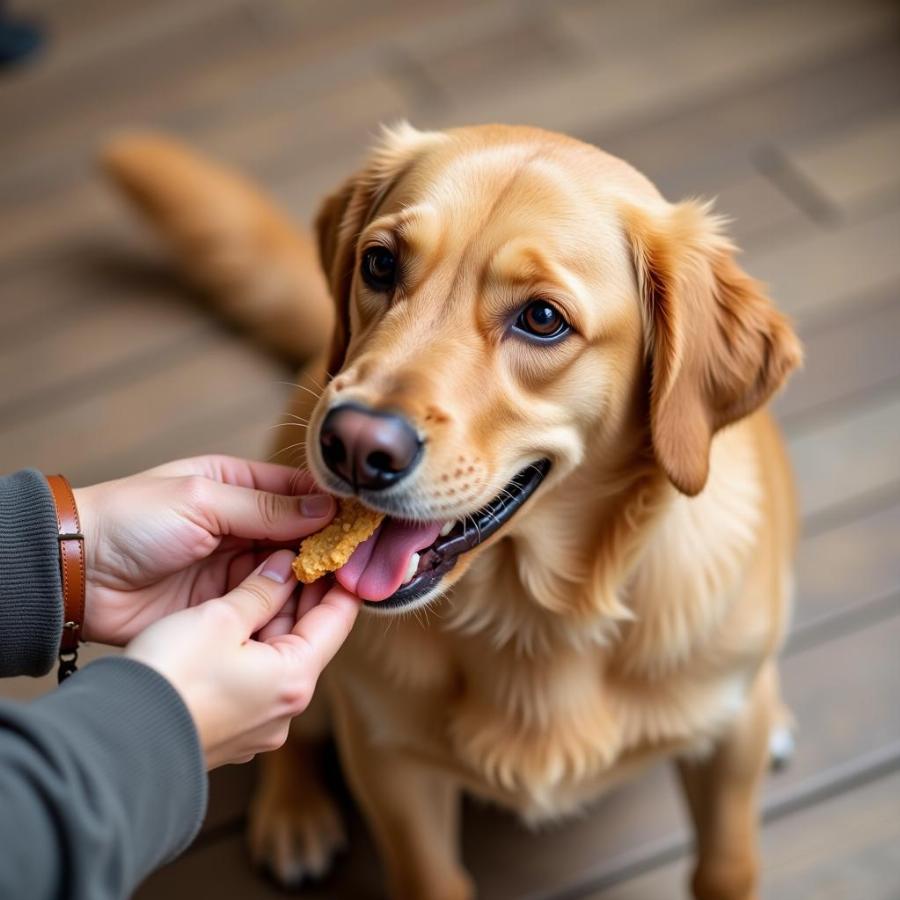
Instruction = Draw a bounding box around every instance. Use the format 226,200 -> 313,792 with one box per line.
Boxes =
292,497 -> 384,583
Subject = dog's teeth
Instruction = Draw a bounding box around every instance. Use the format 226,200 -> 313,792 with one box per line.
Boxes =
439,521 -> 455,537
402,553 -> 420,585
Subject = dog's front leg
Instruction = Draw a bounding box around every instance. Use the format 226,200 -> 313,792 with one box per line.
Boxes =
331,691 -> 473,900
675,661 -> 778,900
248,691 -> 348,887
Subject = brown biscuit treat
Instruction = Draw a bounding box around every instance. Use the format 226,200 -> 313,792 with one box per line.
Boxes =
292,497 -> 384,583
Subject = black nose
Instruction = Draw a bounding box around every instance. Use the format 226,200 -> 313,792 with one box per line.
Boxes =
319,404 -> 422,491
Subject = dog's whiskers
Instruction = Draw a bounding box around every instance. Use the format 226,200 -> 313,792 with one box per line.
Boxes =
304,373 -> 327,394
275,380 -> 324,402
267,441 -> 307,464
288,464 -> 306,492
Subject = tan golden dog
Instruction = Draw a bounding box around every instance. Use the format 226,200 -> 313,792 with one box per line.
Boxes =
105,123 -> 802,900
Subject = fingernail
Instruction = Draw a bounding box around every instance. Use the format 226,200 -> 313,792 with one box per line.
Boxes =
260,550 -> 296,584
300,494 -> 334,517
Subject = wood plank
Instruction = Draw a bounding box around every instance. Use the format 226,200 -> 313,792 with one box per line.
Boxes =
0,260 -> 104,335
788,388 -> 900,522
0,335 -> 286,480
0,67 -> 407,218
0,180 -> 121,268
743,204 -> 900,325
774,288 -> 900,431
793,501 -> 900,632
68,380 -> 291,489
16,0 -> 195,47
587,768 -> 900,899
402,12 -> 572,105
0,288 -> 210,414
0,0 -> 257,167
780,108 -> 900,214
5,1 -> 899,243
0,0 -> 494,202
700,171 -> 810,251
418,0 -> 899,155
183,73 -> 407,190
554,0 -> 719,54
591,29 -> 900,207
0,74 -> 403,268
6,0 -> 245,78
5,3 -> 896,266
135,796 -> 383,900
0,228 -> 172,332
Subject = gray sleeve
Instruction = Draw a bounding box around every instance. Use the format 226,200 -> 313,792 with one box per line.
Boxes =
0,657 -> 208,900
0,469 -> 63,677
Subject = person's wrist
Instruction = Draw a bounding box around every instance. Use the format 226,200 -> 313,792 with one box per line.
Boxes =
72,485 -> 104,640
71,486 -> 97,574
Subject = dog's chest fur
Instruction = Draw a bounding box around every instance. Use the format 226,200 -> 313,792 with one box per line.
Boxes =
336,425 -> 772,822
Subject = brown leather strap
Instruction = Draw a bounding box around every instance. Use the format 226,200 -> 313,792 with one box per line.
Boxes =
46,475 -> 85,658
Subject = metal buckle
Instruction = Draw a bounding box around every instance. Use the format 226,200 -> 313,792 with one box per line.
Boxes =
58,627 -> 79,683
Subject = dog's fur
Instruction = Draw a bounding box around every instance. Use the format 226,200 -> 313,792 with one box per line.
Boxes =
105,124 -> 802,900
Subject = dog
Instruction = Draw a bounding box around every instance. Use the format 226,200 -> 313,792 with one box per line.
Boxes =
105,123 -> 802,900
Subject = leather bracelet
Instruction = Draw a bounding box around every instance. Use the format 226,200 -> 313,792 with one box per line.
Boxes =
45,474 -> 85,682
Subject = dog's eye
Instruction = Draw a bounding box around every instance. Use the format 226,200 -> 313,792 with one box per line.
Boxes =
361,247 -> 397,291
514,300 -> 570,340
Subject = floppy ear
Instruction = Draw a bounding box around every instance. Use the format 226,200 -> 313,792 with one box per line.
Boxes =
623,200 -> 802,496
313,122 -> 447,375
314,178 -> 358,376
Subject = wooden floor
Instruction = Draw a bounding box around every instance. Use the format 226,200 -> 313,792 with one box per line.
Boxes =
2,0 -> 900,897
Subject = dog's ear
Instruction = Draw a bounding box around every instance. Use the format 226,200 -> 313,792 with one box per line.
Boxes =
314,179 -> 358,376
314,123 -> 446,375
623,200 -> 802,496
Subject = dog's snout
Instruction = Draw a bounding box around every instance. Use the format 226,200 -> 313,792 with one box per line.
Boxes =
320,405 -> 422,491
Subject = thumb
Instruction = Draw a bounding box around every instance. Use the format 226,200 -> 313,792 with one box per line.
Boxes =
219,550 -> 299,636
190,478 -> 336,542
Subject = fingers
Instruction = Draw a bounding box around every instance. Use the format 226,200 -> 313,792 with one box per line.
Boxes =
270,584 -> 360,679
158,455 -> 321,496
190,477 -> 335,542
297,578 -> 331,619
205,456 -> 321,496
256,593 -> 299,642
226,550 -> 261,594
219,550 -> 299,635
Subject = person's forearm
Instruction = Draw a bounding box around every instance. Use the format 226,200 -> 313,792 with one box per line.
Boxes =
0,657 -> 208,899
0,469 -> 63,676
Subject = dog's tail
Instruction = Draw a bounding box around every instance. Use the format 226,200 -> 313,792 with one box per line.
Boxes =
102,132 -> 333,363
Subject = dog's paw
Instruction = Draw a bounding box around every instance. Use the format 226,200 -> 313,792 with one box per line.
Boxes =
248,782 -> 347,888
768,723 -> 796,771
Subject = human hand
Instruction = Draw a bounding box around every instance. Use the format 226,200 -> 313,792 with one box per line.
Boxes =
73,456 -> 336,646
126,549 -> 359,768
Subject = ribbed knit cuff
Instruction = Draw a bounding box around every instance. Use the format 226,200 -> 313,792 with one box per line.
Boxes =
36,657 -> 209,877
0,469 -> 63,677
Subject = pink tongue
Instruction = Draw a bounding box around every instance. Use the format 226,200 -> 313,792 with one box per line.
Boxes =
336,518 -> 443,601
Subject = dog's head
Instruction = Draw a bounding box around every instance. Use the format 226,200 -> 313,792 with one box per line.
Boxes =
304,124 -> 801,613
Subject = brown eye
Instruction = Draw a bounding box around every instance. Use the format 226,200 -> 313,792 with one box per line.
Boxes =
515,300 -> 570,341
361,247 -> 397,291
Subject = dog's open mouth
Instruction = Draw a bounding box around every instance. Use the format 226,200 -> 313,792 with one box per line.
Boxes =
332,459 -> 551,609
